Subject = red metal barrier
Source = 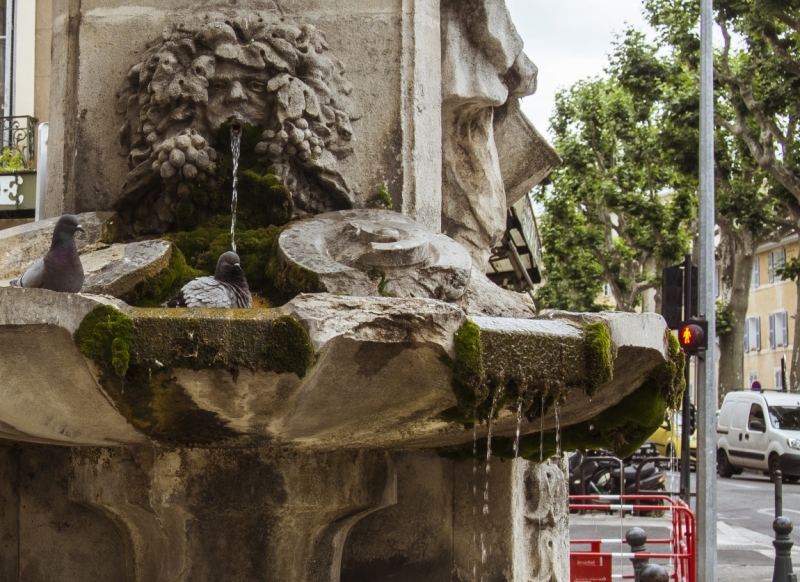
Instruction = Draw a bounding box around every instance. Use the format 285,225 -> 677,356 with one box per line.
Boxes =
569,495 -> 696,582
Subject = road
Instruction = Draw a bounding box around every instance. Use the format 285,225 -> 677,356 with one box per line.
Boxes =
569,470 -> 800,581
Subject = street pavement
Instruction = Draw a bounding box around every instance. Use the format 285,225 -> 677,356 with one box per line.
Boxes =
569,470 -> 800,581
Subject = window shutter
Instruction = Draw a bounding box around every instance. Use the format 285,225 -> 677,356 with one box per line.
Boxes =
769,253 -> 774,283
783,311 -> 789,346
745,319 -> 750,352
770,314 -> 776,349
756,316 -> 762,350
776,369 -> 782,390
753,258 -> 760,287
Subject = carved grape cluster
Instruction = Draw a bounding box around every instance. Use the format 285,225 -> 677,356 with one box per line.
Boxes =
256,118 -> 324,163
150,129 -> 217,182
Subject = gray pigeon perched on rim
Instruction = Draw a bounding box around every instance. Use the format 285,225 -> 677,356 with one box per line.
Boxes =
162,251 -> 252,308
10,214 -> 85,293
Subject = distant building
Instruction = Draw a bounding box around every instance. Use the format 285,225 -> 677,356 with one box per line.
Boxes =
742,234 -> 797,391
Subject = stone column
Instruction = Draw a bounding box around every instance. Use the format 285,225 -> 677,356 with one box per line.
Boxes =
69,446 -> 396,582
400,0 -> 442,231
0,445 -> 20,581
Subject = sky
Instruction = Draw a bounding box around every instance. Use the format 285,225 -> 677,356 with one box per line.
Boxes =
505,1 -> 653,139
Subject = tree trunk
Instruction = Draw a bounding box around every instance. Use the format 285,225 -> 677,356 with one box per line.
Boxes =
791,277 -> 800,393
717,229 -> 755,405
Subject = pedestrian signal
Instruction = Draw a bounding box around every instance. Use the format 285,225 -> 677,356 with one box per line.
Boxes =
678,320 -> 708,354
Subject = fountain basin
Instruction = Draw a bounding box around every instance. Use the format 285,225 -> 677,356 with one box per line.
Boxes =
0,287 -> 672,450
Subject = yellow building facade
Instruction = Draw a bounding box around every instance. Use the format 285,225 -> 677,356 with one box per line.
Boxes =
742,235 -> 798,391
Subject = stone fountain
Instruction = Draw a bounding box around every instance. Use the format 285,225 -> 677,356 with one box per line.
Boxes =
0,2 -> 682,581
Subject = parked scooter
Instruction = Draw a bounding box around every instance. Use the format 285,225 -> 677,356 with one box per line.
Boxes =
568,443 -> 667,515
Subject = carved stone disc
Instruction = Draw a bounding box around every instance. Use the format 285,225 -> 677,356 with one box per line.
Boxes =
278,210 -> 472,300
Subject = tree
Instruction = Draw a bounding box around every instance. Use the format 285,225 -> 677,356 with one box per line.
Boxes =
643,0 -> 800,394
534,34 -> 694,313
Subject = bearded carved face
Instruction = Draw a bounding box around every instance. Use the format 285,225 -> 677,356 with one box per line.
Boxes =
116,11 -> 358,232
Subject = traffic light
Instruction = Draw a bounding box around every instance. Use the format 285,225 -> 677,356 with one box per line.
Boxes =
686,403 -> 696,434
678,319 -> 708,354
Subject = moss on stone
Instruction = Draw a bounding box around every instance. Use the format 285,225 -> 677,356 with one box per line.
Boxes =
583,322 -> 616,396
440,327 -> 684,463
264,315 -> 316,377
451,320 -> 487,413
364,267 -> 396,297
74,305 -> 134,377
123,245 -> 205,307
375,183 -> 392,208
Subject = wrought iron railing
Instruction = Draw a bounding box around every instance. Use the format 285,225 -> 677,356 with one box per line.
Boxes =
0,116 -> 37,168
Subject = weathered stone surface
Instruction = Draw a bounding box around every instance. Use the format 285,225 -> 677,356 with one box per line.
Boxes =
458,265 -> 537,318
0,211 -> 119,283
0,288 -> 146,446
278,210 -> 473,301
81,240 -> 172,297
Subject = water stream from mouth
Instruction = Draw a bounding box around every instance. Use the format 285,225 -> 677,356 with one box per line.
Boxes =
230,125 -> 242,252
513,394 -> 525,458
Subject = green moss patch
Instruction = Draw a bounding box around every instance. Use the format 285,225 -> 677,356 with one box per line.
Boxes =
73,306 -> 317,444
123,245 -> 205,307
447,319 -> 617,424
583,322 -> 616,396
163,221 -> 318,306
264,315 -> 316,377
74,305 -> 134,376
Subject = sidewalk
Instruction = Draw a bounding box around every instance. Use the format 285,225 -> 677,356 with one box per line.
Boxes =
570,514 -> 798,581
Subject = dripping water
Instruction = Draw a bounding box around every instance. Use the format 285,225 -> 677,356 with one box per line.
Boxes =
230,124 -> 242,252
472,408 -> 478,582
537,395 -> 545,582
513,394 -> 525,458
554,400 -> 562,456
483,390 -> 500,517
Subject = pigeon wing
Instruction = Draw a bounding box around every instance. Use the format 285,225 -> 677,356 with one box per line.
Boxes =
175,277 -> 233,308
10,258 -> 45,288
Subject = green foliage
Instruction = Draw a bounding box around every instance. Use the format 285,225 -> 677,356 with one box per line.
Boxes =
375,183 -> 392,208
0,146 -> 28,173
74,305 -> 134,377
535,33 -> 695,312
716,301 -> 737,335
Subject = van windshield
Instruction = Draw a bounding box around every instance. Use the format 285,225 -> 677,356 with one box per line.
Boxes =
768,406 -> 800,430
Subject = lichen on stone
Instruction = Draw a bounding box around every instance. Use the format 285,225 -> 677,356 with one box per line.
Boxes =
451,320 -> 487,413
74,305 -> 134,377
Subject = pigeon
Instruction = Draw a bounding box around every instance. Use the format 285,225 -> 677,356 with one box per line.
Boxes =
10,214 -> 85,292
162,251 -> 252,308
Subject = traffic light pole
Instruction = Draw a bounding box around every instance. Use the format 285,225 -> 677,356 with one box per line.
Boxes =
697,0 -> 718,577
681,255 -> 692,502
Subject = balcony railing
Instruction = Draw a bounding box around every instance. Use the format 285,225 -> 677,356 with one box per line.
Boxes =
0,116 -> 37,168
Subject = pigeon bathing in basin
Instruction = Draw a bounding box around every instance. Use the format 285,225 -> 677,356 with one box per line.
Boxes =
10,214 -> 85,293
162,251 -> 252,308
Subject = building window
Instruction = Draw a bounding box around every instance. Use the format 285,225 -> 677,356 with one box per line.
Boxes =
603,282 -> 612,296
749,371 -> 759,387
0,1 -> 11,117
775,368 -> 785,390
744,316 -> 761,352
770,310 -> 789,349
768,248 -> 786,283
752,257 -> 760,287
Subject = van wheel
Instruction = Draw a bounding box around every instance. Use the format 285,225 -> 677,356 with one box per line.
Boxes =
717,449 -> 734,478
769,455 -> 786,483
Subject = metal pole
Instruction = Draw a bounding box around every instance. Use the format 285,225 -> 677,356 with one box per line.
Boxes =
697,0 -> 717,577
775,470 -> 783,518
681,255 -> 692,502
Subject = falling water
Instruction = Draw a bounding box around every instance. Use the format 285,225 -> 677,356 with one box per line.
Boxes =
554,401 -> 562,456
483,391 -> 500,517
230,125 -> 242,252
539,396 -> 545,464
472,408 -> 478,582
513,394 -> 525,458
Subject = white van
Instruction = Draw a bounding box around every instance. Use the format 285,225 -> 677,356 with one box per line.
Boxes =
716,390 -> 800,482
